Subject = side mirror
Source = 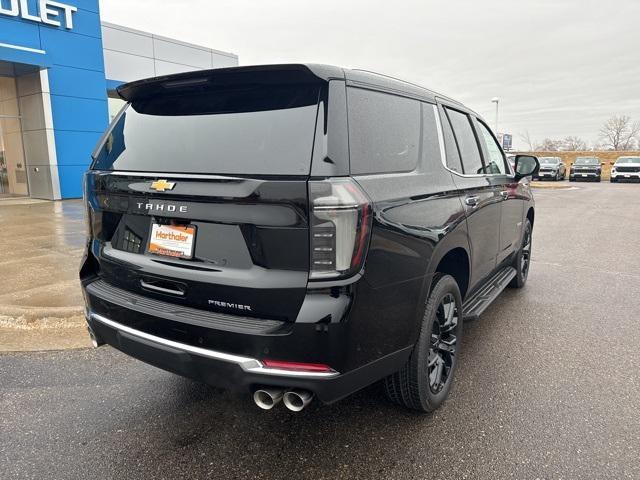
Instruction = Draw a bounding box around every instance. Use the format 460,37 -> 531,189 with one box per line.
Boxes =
514,154 -> 539,181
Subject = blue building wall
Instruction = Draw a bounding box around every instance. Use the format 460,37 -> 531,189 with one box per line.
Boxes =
0,0 -> 108,198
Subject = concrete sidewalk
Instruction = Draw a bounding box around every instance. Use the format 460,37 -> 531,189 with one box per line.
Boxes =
0,198 -> 91,351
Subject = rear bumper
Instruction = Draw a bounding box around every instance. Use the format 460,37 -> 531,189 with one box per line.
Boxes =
90,312 -> 338,378
83,279 -> 412,403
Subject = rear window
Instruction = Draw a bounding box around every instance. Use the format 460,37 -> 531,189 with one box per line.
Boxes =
92,85 -> 320,175
347,87 -> 420,175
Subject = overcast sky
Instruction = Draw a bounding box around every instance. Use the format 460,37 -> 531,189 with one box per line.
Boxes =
100,0 -> 640,149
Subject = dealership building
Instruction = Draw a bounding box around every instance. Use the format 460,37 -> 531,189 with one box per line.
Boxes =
0,0 -> 238,199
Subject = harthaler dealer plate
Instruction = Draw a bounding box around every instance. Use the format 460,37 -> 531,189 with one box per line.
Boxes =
148,224 -> 196,259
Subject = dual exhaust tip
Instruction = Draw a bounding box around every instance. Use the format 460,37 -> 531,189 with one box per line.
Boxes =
253,388 -> 313,412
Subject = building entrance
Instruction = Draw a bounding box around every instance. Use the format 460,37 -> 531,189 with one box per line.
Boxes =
0,76 -> 28,197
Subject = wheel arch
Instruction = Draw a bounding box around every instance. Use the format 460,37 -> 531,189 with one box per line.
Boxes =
431,247 -> 470,300
423,229 -> 471,302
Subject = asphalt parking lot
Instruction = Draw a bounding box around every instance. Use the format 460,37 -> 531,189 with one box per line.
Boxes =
1,182 -> 639,479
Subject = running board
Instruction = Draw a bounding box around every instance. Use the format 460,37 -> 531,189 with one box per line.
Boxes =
462,266 -> 516,321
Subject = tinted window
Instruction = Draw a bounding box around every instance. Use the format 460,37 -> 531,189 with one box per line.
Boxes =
476,120 -> 507,174
438,107 -> 463,174
445,108 -> 485,175
92,85 -> 320,175
348,88 -> 420,174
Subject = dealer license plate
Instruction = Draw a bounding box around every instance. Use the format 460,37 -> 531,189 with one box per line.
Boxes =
581,174 -> 587,177
148,224 -> 196,259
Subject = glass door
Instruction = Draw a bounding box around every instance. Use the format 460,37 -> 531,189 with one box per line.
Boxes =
0,74 -> 28,197
0,119 -> 8,194
0,114 -> 28,197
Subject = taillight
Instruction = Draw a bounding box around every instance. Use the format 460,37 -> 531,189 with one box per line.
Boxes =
308,178 -> 372,280
82,173 -> 93,238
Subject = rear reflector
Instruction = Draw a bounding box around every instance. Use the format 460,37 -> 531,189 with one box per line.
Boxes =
262,359 -> 334,373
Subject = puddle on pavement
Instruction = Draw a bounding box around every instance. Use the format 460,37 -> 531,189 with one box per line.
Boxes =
0,200 -> 86,334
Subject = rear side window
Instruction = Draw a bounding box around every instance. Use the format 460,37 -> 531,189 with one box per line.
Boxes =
347,88 -> 420,175
92,85 -> 320,175
438,107 -> 463,174
445,107 -> 485,175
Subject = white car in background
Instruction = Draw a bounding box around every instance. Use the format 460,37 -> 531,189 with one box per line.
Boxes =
536,156 -> 566,181
610,156 -> 640,183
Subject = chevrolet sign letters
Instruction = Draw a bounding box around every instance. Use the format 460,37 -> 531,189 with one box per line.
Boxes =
0,0 -> 77,30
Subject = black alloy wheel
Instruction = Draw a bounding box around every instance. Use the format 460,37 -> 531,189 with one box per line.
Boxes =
384,274 -> 463,412
520,226 -> 531,280
428,293 -> 458,394
509,219 -> 532,288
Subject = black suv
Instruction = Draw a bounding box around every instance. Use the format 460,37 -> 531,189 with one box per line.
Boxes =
81,65 -> 538,413
569,157 -> 602,182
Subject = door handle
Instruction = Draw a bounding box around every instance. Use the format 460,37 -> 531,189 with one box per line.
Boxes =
140,279 -> 185,296
465,196 -> 479,207
500,190 -> 509,200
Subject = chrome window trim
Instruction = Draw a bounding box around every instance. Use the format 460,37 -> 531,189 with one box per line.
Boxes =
97,171 -> 247,181
90,312 -> 340,379
432,104 -> 511,180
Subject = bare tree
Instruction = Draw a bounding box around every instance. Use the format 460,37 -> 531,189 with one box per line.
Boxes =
599,115 -> 640,150
518,131 -> 535,151
535,138 -> 563,151
561,136 -> 587,151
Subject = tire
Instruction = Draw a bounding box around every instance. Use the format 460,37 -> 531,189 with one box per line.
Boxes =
611,177 -> 616,183
569,177 -> 574,182
596,176 -> 601,183
384,274 -> 463,412
509,219 -> 532,289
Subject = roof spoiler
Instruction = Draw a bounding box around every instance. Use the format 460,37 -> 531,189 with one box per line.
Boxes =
117,64 -> 344,102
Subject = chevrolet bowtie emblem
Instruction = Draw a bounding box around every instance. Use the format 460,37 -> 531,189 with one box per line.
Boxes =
150,179 -> 176,192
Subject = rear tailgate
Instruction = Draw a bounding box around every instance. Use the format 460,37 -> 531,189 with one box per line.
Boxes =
85,172 -> 309,321
84,67 -> 325,322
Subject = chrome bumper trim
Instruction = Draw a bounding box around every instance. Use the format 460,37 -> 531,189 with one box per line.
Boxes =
89,312 -> 340,379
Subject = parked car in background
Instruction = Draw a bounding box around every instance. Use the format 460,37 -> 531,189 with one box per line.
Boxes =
610,156 -> 640,182
81,64 -> 539,414
536,157 -> 566,181
569,157 -> 601,182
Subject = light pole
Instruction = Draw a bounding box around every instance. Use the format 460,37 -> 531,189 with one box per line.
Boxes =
491,97 -> 499,133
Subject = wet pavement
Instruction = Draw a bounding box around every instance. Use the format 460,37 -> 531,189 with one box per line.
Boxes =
0,198 -> 90,350
1,182 -> 640,479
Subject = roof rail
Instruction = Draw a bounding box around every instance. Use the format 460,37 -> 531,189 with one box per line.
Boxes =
350,68 -> 462,106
